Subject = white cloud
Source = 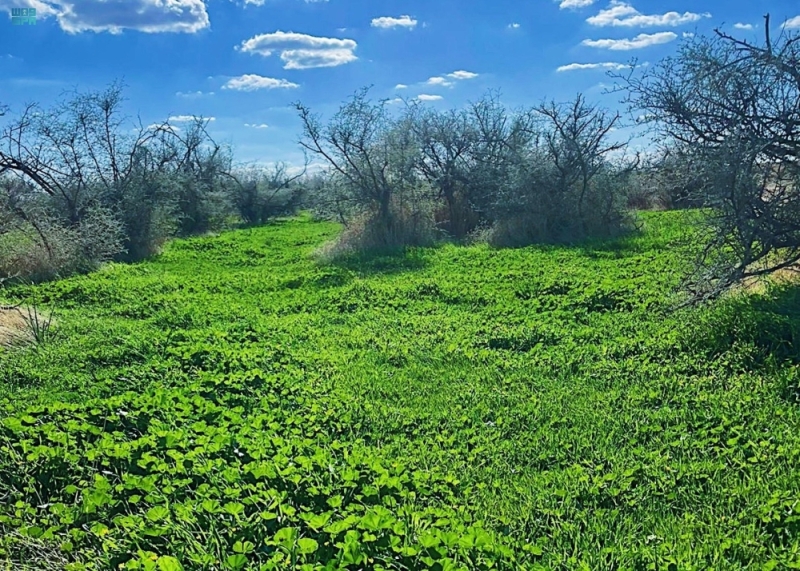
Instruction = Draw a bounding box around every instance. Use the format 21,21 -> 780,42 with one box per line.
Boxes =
386,97 -> 404,105
244,123 -> 269,128
682,31 -> 694,37
556,61 -> 630,72
168,115 -> 216,122
582,31 -> 677,50
416,94 -> 443,101
447,70 -> 478,79
238,31 -> 355,55
418,71 -> 477,89
508,22 -> 520,29
176,90 -> 214,98
395,83 -> 408,89
238,31 -> 358,69
0,0 -> 210,34
280,48 -> 357,69
733,22 -> 753,30
783,16 -> 800,29
587,1 -> 710,27
222,74 -> 300,91
426,76 -> 453,87
371,15 -> 417,29
559,0 -> 596,9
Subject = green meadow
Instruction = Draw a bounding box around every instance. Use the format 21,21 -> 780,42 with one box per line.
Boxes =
1,210 -> 799,570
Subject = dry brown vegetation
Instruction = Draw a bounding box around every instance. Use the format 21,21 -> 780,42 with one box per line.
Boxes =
0,304 -> 54,349
0,305 -> 30,348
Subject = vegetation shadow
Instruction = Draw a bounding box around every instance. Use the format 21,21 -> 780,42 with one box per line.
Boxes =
535,226 -> 648,259
324,247 -> 431,277
690,283 -> 800,369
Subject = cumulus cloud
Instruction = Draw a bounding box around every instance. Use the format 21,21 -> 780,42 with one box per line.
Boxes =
447,70 -> 478,79
587,1 -> 710,27
280,48 -> 356,69
582,31 -> 677,50
416,94 -> 443,101
395,84 -> 408,89
508,22 -> 520,29
733,22 -> 754,30
371,15 -> 417,29
783,16 -> 800,29
559,0 -> 595,8
0,0 -> 209,33
386,97 -> 404,105
556,61 -> 631,72
222,74 -> 300,91
419,71 -> 477,89
244,123 -> 269,128
238,31 -> 358,69
238,31 -> 355,55
426,76 -> 453,87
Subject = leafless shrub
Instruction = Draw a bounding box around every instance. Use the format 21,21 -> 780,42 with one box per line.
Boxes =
0,205 -> 123,283
471,93 -> 636,245
617,15 -> 800,302
404,103 -> 482,238
0,82 -> 244,279
314,196 -> 439,260
298,89 -> 635,252
295,88 -> 433,251
232,162 -> 308,225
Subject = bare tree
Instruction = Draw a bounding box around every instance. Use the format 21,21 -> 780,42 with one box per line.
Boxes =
0,82 -> 164,224
294,88 -> 419,230
535,94 -> 628,220
618,15 -> 800,301
466,91 -> 539,222
462,93 -> 633,244
403,103 -> 480,237
0,82 -> 249,278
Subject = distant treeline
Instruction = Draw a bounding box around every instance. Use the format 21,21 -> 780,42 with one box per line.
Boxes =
1,17 -> 799,302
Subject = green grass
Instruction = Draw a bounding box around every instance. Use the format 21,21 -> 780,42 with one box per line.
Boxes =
1,210 -> 800,570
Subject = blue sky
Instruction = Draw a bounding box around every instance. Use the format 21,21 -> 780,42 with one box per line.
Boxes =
0,0 -> 797,168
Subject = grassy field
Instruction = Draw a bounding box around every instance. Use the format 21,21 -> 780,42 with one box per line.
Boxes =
1,210 -> 800,570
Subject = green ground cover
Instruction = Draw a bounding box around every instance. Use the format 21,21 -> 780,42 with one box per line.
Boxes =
1,211 -> 799,570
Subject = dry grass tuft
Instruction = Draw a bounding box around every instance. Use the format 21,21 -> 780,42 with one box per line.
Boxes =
0,306 -> 29,348
0,305 -> 55,349
738,265 -> 800,295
